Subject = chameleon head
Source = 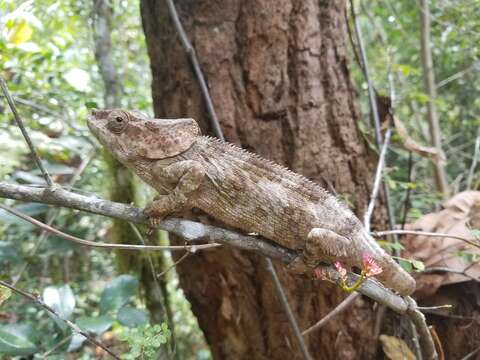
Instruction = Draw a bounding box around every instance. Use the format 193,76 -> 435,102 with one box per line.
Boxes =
87,109 -> 201,163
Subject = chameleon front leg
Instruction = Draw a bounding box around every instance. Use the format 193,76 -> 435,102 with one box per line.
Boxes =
144,160 -> 205,227
287,228 -> 352,273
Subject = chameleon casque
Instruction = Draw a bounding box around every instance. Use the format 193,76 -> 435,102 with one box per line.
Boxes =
88,109 -> 416,295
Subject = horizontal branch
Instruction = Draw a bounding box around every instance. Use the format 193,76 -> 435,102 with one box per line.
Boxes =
373,229 -> 480,249
0,181 -> 409,313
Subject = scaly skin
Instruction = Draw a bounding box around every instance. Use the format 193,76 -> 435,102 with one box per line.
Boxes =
88,109 -> 416,295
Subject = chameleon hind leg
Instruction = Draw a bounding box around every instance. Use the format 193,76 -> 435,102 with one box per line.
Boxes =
287,228 -> 351,273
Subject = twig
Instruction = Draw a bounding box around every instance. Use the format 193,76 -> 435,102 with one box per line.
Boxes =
423,266 -> 480,282
164,0 -> 224,141
41,335 -> 73,358
372,229 -> 480,249
419,0 -> 450,197
409,319 -> 424,360
0,77 -> 54,187
156,251 -> 190,278
13,153 -> 94,285
364,128 -> 392,231
461,346 -> 480,360
417,305 -> 452,311
302,293 -> 359,336
401,152 -> 414,228
406,297 -> 438,360
0,203 -> 220,252
266,259 -> 312,360
0,280 -> 119,359
466,136 -> 480,190
350,0 -> 397,240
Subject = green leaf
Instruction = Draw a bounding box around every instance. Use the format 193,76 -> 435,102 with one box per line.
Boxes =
77,315 -> 114,335
411,260 -> 425,272
0,286 -> 12,305
42,284 -> 76,319
0,242 -> 18,262
117,307 -> 149,328
0,327 -> 37,356
398,259 -> 413,273
100,275 -> 138,313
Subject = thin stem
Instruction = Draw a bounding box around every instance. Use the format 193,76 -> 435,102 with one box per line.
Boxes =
372,229 -> 480,249
165,0 -> 224,141
0,203 -> 220,252
0,280 -> 119,359
364,128 -> 392,231
302,293 -> 359,336
13,152 -> 94,285
419,0 -> 450,197
0,76 -> 54,187
266,259 -> 312,360
466,136 -> 480,190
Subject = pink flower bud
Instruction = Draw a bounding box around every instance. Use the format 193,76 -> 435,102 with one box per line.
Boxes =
362,253 -> 383,277
334,261 -> 348,281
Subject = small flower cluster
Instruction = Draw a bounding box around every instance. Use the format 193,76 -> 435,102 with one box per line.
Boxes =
314,253 -> 383,292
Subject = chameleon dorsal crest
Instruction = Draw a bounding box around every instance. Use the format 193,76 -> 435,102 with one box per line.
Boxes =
137,118 -> 200,159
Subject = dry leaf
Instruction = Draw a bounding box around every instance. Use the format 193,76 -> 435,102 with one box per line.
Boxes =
402,191 -> 480,298
380,334 -> 416,360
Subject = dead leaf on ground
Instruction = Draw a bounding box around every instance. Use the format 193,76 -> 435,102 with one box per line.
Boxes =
402,191 -> 480,298
379,334 -> 416,360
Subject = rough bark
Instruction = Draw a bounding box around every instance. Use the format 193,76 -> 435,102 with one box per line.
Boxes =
141,1 -> 383,358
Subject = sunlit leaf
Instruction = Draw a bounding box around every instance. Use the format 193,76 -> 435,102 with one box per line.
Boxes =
8,21 -> 33,45
63,68 -> 91,92
42,284 -> 76,319
0,286 -> 12,306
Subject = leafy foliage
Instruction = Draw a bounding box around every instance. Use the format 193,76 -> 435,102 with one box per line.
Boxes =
119,323 -> 171,360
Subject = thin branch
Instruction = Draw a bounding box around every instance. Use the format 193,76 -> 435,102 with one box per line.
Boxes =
266,259 -> 312,360
0,203 -> 220,252
302,293 -> 359,336
350,0 -> 397,239
372,229 -> 480,250
13,152 -> 94,285
466,136 -> 480,190
406,296 -> 438,360
165,0 -> 224,141
364,128 -> 393,231
0,181 -> 414,314
409,319 -> 424,360
417,305 -> 452,311
0,280 -> 119,359
0,77 -> 54,187
0,181 -> 294,262
156,251 -> 190,278
423,266 -> 480,282
461,346 -> 480,360
419,0 -> 450,196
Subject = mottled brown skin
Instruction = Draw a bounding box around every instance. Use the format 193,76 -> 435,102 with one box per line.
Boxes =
88,109 -> 416,295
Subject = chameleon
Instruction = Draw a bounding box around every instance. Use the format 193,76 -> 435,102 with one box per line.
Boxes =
88,109 -> 416,295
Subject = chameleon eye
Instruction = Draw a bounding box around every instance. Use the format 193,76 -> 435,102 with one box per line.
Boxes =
107,112 -> 129,133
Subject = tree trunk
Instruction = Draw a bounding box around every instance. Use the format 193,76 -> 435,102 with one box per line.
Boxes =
141,1 -> 385,358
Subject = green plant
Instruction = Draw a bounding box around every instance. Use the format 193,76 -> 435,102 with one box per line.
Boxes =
119,323 -> 171,360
